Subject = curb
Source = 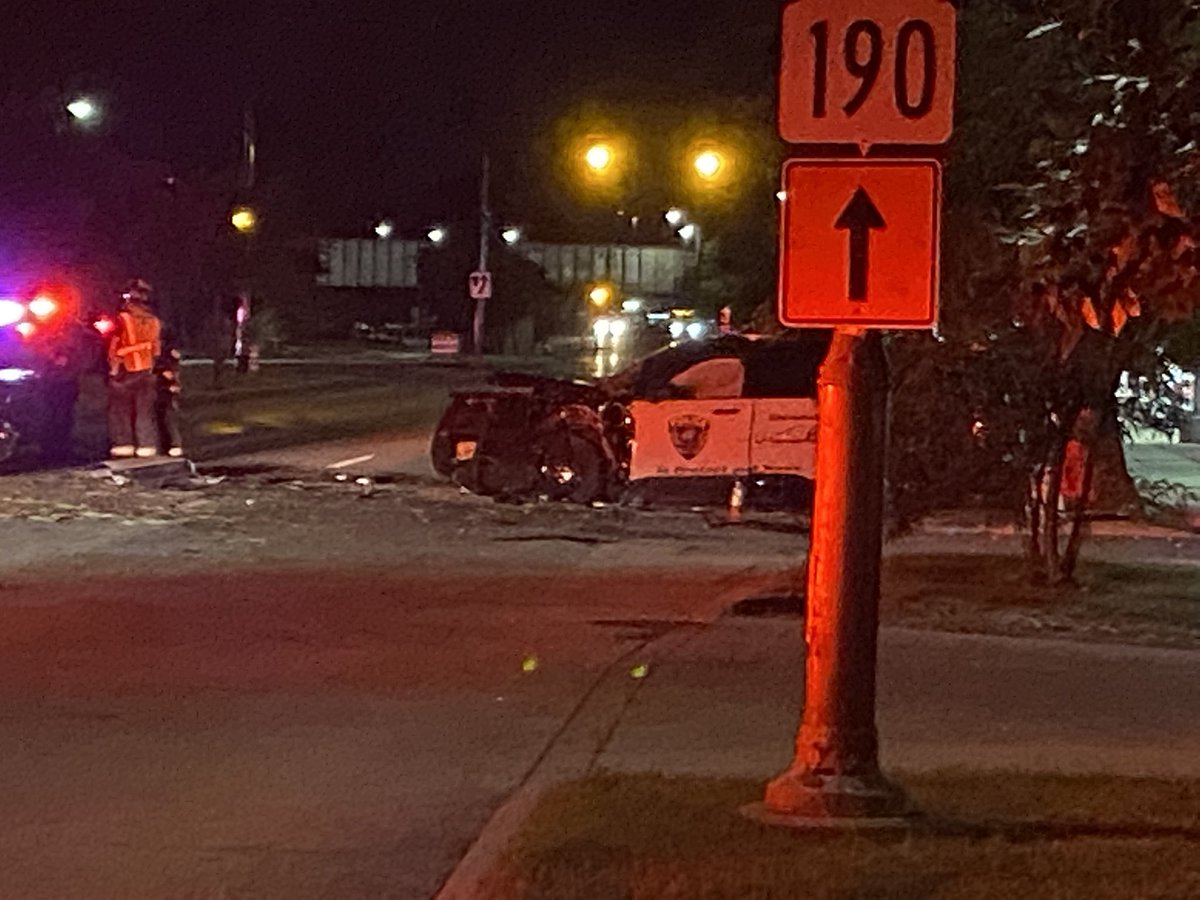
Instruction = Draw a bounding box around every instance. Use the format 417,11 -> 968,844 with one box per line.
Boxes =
432,625 -> 702,900
428,567 -> 787,900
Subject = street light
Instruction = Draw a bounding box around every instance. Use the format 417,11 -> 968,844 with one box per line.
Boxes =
230,206 -> 258,234
375,220 -> 395,239
585,142 -> 616,173
501,226 -> 523,246
678,223 -> 699,244
588,284 -> 614,308
66,96 -> 101,124
427,226 -> 448,246
665,208 -> 687,227
693,149 -> 725,181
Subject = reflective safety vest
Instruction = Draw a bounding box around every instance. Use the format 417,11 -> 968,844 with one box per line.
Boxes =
110,307 -> 162,374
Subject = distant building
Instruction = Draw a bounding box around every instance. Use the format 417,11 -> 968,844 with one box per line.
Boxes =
518,242 -> 693,296
316,238 -> 694,297
317,239 -> 422,289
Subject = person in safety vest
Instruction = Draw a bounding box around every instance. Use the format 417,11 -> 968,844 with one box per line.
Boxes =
107,279 -> 163,458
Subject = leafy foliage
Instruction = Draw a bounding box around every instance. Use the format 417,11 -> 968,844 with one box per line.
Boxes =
891,1 -> 1200,571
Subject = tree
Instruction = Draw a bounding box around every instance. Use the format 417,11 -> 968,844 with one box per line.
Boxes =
891,0 -> 1200,584
994,0 -> 1199,582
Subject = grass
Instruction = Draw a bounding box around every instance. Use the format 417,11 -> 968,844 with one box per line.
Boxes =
69,362 -> 478,462
66,352 -> 584,463
179,364 -> 456,459
882,554 -> 1200,647
501,773 -> 1200,899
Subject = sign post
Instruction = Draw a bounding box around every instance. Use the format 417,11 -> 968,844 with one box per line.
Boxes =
754,0 -> 956,825
761,329 -> 902,820
472,154 -> 492,355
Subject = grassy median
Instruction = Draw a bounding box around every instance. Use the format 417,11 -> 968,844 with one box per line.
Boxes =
179,364 -> 459,459
498,773 -> 1200,899
882,554 -> 1200,648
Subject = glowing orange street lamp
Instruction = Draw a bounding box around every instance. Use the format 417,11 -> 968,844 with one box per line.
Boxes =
588,283 -> 614,308
585,142 -> 616,174
230,206 -> 258,234
693,149 -> 725,181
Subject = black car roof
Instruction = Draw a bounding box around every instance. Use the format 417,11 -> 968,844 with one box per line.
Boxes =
629,332 -> 830,398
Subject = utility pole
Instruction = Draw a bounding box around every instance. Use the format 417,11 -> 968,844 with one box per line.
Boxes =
472,154 -> 491,355
233,101 -> 257,374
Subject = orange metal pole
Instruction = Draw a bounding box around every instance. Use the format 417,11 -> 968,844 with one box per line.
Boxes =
763,327 -> 906,821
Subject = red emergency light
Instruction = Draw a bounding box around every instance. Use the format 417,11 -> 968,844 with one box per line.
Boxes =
28,295 -> 60,319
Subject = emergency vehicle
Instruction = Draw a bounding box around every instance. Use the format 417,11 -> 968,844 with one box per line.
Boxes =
0,283 -> 111,464
431,333 -> 830,509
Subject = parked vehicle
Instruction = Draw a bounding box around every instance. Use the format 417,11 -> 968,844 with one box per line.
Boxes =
0,287 -> 106,465
431,333 -> 830,508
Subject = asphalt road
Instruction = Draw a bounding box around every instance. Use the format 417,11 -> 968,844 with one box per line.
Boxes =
216,432 -> 434,479
0,561 -> 772,900
1,491 -> 1198,899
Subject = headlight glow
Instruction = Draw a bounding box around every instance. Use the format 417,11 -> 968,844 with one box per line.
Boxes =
0,368 -> 35,383
686,322 -> 707,340
669,321 -> 686,339
28,296 -> 58,319
0,299 -> 24,327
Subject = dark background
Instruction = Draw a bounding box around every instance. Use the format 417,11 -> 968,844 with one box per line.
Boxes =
5,0 -> 781,233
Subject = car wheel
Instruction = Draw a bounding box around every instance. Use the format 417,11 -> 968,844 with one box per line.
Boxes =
535,424 -> 610,504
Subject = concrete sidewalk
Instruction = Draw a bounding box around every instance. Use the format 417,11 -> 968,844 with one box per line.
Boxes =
1127,440 -> 1200,485
437,616 -> 1200,899
598,618 -> 1200,780
1127,441 -> 1200,525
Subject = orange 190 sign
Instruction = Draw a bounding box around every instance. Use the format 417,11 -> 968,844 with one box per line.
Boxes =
779,159 -> 941,329
779,0 -> 956,147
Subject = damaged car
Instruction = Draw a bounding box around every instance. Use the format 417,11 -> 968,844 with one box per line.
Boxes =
430,332 -> 830,508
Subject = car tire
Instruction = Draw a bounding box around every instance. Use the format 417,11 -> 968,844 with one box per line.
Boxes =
534,422 -> 610,504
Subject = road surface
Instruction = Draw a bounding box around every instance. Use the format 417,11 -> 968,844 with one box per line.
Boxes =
1,474 -> 1198,898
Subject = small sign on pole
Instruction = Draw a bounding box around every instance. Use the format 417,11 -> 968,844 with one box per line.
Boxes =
430,331 -> 462,355
469,271 -> 493,300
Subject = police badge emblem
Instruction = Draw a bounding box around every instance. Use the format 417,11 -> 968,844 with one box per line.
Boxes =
668,415 -> 711,461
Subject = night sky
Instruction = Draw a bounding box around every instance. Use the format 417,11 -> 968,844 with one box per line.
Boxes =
8,1 -> 780,233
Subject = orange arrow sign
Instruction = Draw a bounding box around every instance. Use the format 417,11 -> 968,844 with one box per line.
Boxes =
779,159 -> 941,329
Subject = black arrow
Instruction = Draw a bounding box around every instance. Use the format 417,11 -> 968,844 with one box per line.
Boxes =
834,188 -> 887,302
